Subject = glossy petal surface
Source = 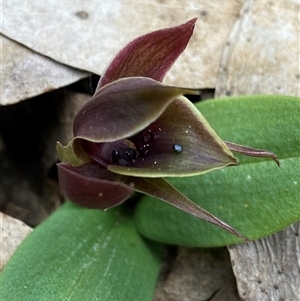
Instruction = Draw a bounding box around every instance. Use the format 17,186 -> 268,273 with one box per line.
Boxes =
97,18 -> 196,88
57,163 -> 134,209
74,77 -> 198,143
108,96 -> 237,177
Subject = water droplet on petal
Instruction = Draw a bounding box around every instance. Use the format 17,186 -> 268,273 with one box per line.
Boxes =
173,143 -> 183,153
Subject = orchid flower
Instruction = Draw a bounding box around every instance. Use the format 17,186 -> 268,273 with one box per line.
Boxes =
57,19 -> 278,238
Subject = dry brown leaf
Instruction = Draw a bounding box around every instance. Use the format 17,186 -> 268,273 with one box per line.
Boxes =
154,247 -> 239,301
215,0 -> 300,97
2,0 -> 244,88
0,213 -> 32,271
228,222 -> 300,301
0,35 -> 88,105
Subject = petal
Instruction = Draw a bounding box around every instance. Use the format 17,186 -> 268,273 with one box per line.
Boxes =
120,176 -> 245,239
56,139 -> 92,166
74,77 -> 199,142
57,163 -> 134,209
225,141 -> 280,166
97,18 -> 197,89
108,96 -> 238,177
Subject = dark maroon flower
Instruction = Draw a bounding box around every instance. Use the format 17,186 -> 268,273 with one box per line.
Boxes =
57,19 -> 278,238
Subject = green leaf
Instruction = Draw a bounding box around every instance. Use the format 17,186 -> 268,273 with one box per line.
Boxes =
134,95 -> 300,247
1,203 -> 162,301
